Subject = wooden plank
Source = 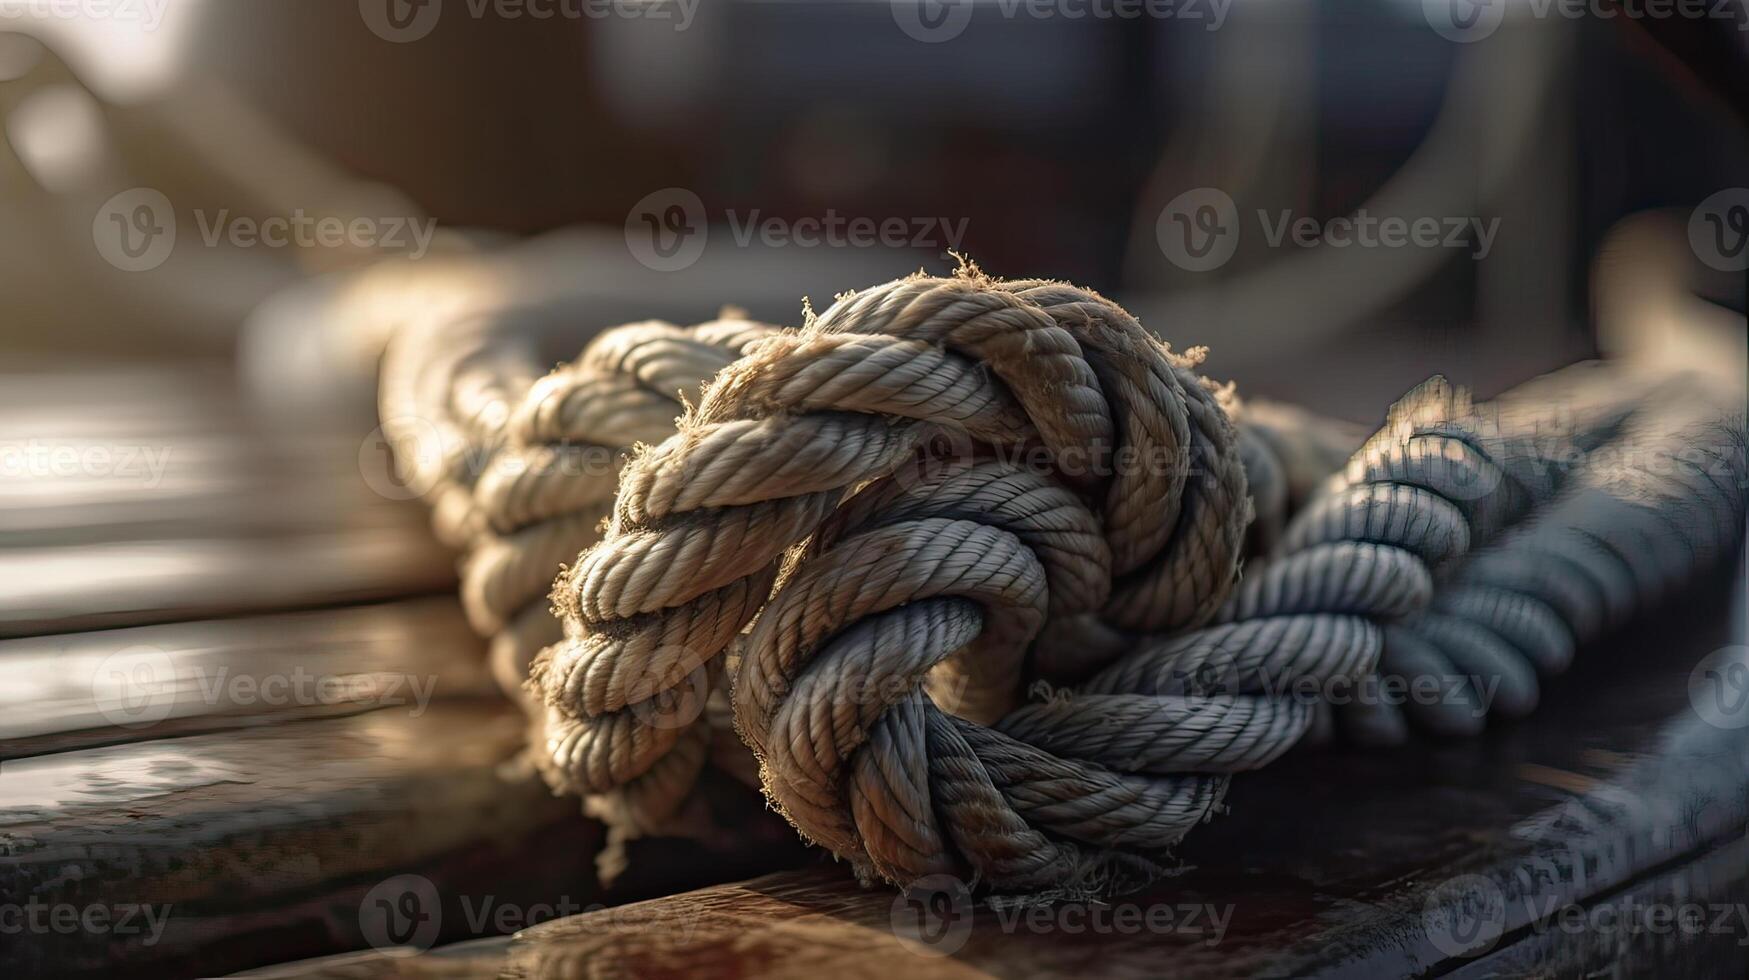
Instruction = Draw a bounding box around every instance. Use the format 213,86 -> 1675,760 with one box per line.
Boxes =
237,576 -> 1749,978
0,364 -> 818,979
0,702 -> 805,978
0,598 -> 494,760
0,531 -> 454,638
0,365 -> 456,637
0,702 -> 592,978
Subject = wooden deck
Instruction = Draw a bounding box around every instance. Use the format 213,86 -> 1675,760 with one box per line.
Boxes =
3,364 -> 1744,978
232,573 -> 1749,978
0,367 -> 803,979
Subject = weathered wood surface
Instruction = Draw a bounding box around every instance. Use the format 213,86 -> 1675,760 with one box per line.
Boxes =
0,697 -> 802,979
0,699 -> 595,978
0,598 -> 494,760
0,364 -> 815,978
238,573 -> 1749,979
0,365 -> 455,637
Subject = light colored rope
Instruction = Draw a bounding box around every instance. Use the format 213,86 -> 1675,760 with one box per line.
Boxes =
528,271 -> 1458,892
379,312 -> 778,704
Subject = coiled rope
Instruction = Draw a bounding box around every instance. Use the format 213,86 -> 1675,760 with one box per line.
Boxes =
527,272 -> 1482,892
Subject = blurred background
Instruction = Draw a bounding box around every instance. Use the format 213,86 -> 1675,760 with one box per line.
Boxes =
1,0 -> 1743,401
1,1 -> 1745,975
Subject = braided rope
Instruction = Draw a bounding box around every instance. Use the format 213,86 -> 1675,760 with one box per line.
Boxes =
529,272 -> 1454,891
379,313 -> 778,704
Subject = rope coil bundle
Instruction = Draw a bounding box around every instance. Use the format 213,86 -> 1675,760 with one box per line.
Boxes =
528,272 -> 1488,892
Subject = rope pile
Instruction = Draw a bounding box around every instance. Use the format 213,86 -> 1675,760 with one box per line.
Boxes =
384,269 -> 1746,896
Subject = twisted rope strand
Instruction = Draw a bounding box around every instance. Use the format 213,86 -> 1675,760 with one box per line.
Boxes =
1311,371 -> 1748,743
1379,399 -> 1747,740
380,314 -> 778,710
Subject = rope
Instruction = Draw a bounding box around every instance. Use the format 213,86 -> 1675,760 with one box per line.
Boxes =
1328,376 -> 1748,742
526,271 -> 1467,893
380,313 -> 777,704
383,270 -> 1744,897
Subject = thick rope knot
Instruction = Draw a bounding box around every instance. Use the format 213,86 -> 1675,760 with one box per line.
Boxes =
532,273 -> 1446,891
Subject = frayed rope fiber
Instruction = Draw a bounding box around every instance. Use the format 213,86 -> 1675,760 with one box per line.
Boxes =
525,271 -> 1492,893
